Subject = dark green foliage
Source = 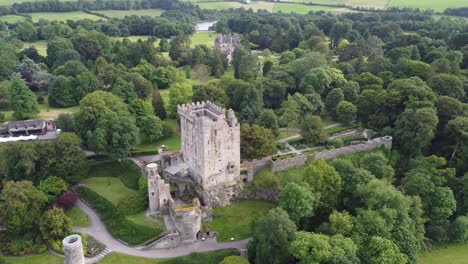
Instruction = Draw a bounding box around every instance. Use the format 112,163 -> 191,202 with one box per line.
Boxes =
240,124 -> 277,159
300,115 -> 327,146
325,88 -> 344,114
48,75 -> 75,107
192,83 -> 228,108
38,176 -> 68,203
232,45 -> 259,81
336,101 -> 357,124
39,207 -> 72,241
116,193 -> 147,216
9,77 -> 39,120
75,187 -> 162,245
256,109 -> 280,137
56,113 -> 76,132
152,88 -> 167,119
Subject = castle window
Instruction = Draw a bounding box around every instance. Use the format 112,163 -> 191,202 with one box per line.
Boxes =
151,192 -> 154,196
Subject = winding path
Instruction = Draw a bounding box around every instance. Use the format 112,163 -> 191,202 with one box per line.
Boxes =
73,199 -> 249,261
276,123 -> 344,143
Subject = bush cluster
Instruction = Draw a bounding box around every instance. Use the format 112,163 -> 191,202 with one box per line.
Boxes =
75,187 -> 161,245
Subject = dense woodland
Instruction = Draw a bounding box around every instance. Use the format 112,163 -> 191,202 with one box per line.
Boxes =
0,1 -> 467,263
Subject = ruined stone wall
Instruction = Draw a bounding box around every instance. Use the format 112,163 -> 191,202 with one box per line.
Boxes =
203,183 -> 243,207
314,136 -> 392,160
143,231 -> 181,249
270,155 -> 308,173
169,199 -> 202,243
146,163 -> 171,215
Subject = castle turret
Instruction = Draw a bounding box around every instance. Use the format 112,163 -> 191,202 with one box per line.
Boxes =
63,234 -> 85,264
146,163 -> 171,215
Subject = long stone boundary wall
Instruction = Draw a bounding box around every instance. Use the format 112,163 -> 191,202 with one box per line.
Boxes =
270,155 -> 307,172
314,136 -> 392,160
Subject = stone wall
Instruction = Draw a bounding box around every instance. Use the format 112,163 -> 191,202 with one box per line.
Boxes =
143,231 -> 181,249
169,198 -> 202,243
314,136 -> 392,160
237,187 -> 280,202
203,183 -> 243,207
270,155 -> 308,173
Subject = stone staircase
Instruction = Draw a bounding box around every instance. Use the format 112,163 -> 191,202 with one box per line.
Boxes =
86,247 -> 112,264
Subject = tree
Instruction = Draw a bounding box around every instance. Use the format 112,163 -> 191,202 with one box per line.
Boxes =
342,81 -> 360,103
394,107 -> 438,158
16,21 -> 37,41
299,68 -> 332,95
290,232 -> 358,264
360,236 -> 408,264
279,182 -> 317,224
9,77 -> 39,120
325,88 -> 344,114
240,124 -> 276,159
300,115 -> 327,146
169,36 -> 191,65
329,210 -> 353,236
219,256 -> 249,264
168,82 -> 192,117
152,88 -> 167,119
0,181 -> 47,235
38,176 -> 68,203
57,191 -> 77,210
303,158 -> 342,212
232,45 -> 259,81
192,83 -> 228,108
111,77 -> 137,103
55,133 -> 88,184
56,113 -> 76,132
256,109 -> 280,137
336,101 -> 357,124
428,73 -> 464,100
262,80 -> 287,109
75,91 -> 139,159
281,95 -> 300,133
73,71 -> 100,102
140,116 -> 164,143
445,117 -> 468,162
359,152 -> 394,182
128,99 -> 154,127
39,207 -> 72,241
249,208 -> 296,264
450,214 -> 468,244
192,64 -> 210,84
48,75 -> 76,107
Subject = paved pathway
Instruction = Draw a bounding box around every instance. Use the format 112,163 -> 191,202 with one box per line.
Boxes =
73,199 -> 248,261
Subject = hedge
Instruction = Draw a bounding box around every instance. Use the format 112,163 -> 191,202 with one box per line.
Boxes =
75,187 -> 162,245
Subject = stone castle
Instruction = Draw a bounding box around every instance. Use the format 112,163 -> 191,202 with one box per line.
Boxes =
215,34 -> 240,61
144,101 -> 243,248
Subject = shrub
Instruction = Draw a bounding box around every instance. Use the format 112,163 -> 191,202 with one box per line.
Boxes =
0,112 -> 4,123
116,193 -> 147,216
327,138 -> 343,149
76,187 -> 162,245
7,234 -> 46,256
36,96 -> 45,104
57,191 -> 78,210
162,121 -> 173,139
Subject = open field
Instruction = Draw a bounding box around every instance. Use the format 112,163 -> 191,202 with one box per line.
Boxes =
100,250 -> 240,264
273,3 -> 332,13
388,0 -> 468,12
197,1 -> 274,11
27,11 -> 103,22
95,9 -> 164,18
418,243 -> 468,264
126,212 -> 165,231
66,205 -> 91,227
4,252 -> 63,264
82,176 -> 138,205
191,31 -> 220,47
0,14 -> 26,23
0,99 -> 79,122
205,200 -> 276,241
283,0 -> 390,9
0,0 -> 75,5
23,40 -> 47,56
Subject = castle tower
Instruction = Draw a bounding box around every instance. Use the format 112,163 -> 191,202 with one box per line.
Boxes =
146,163 -> 171,215
178,102 -> 240,191
62,234 -> 85,264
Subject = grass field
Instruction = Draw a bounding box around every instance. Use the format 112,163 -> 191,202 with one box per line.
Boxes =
66,206 -> 91,227
27,11 -> 103,22
126,212 -> 165,231
81,177 -> 138,205
418,243 -> 468,264
4,252 -> 63,264
197,1 -> 274,11
284,0 -> 390,9
191,31 -> 220,47
96,9 -> 164,18
0,15 -> 27,23
100,250 -> 240,264
388,0 -> 468,12
273,3 -> 332,13
23,40 -> 47,56
205,200 -> 276,242
0,0 -> 75,6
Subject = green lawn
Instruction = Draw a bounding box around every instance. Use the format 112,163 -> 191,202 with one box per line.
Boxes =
23,40 -> 47,57
96,9 -> 164,18
66,206 -> 91,227
0,0 -> 75,5
100,250 -> 240,264
418,243 -> 468,264
0,98 -> 79,122
205,200 -> 276,242
126,212 -> 165,231
285,0 -> 390,9
0,15 -> 27,23
4,252 -> 63,264
27,11 -> 103,22
88,160 -> 141,187
82,177 -> 138,205
273,3 -> 332,14
190,31 -> 220,48
277,129 -> 299,140
196,1 -> 274,11
388,0 -> 467,12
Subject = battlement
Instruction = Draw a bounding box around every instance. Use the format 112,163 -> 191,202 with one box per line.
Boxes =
178,101 -> 225,119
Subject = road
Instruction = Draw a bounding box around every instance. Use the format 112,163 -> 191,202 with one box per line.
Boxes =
73,199 -> 248,262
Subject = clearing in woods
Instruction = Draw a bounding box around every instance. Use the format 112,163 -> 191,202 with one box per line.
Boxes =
27,11 -> 103,22
95,9 -> 164,18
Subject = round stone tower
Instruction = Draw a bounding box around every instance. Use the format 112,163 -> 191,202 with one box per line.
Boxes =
146,163 -> 159,215
62,234 -> 85,264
